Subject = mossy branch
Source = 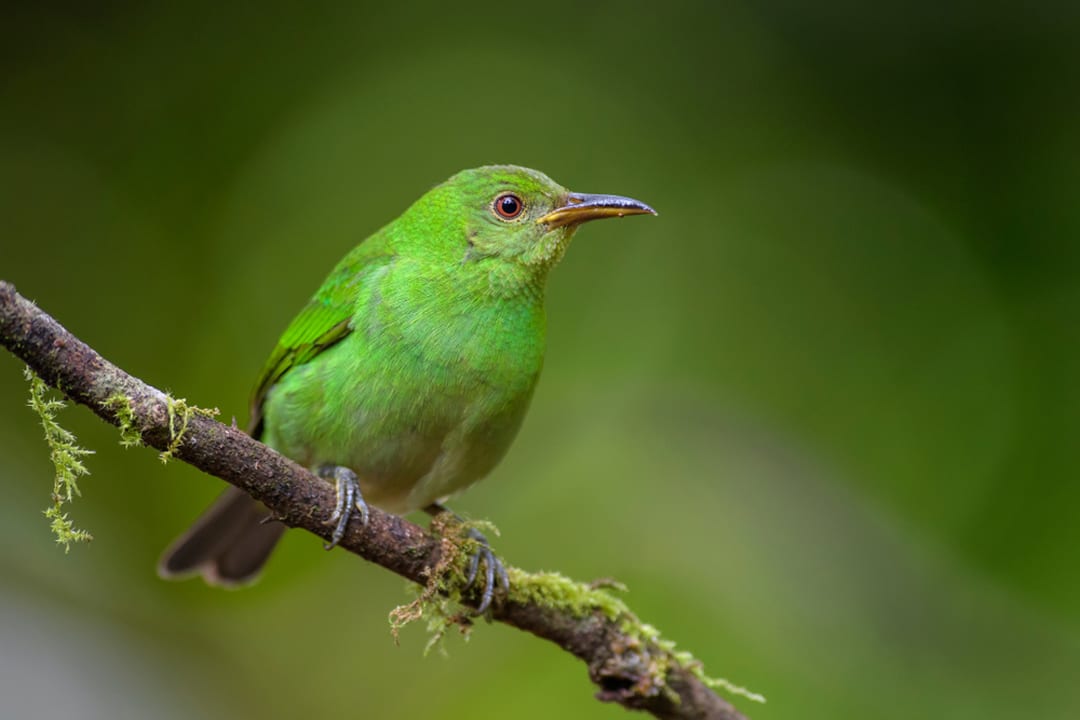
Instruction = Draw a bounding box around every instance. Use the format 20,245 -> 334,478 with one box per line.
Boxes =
0,280 -> 752,720
25,366 -> 94,550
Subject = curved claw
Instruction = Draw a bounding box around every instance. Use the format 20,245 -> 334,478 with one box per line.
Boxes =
462,527 -> 510,616
319,465 -> 369,550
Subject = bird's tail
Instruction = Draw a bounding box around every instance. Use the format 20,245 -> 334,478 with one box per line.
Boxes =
158,486 -> 285,587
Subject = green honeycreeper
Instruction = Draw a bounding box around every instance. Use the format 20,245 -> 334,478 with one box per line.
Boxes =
159,165 -> 655,610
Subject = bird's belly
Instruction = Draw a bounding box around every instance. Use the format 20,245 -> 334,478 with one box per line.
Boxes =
260,334 -> 537,514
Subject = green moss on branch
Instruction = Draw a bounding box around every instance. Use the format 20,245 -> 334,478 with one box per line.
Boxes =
102,392 -> 143,447
25,366 -> 93,551
160,395 -> 219,463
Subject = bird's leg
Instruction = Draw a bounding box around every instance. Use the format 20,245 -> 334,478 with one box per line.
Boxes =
317,465 -> 369,550
424,503 -> 510,616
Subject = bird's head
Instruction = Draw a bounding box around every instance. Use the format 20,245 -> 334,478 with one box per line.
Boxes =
404,165 -> 655,294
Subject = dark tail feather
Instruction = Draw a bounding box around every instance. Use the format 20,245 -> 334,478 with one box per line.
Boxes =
158,487 -> 286,587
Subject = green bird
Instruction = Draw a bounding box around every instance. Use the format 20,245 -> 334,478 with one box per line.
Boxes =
159,165 -> 655,610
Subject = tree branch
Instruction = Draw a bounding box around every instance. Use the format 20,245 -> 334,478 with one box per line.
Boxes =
0,280 -> 749,720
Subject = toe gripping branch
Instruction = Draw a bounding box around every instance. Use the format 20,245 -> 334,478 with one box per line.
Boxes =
318,465 -> 370,549
312,472 -> 507,615
426,504 -> 510,615
462,525 -> 511,615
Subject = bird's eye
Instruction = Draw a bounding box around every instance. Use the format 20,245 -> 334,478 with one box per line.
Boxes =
493,193 -> 524,220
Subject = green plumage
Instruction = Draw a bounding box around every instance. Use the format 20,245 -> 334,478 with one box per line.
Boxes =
160,165 -> 654,586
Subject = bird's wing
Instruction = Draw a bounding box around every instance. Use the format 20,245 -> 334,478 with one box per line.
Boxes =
248,245 -> 393,439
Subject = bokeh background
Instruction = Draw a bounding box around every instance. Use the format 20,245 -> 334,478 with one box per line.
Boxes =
2,2 -> 1078,718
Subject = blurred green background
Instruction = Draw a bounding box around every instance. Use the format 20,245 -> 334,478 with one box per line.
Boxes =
2,2 -> 1078,718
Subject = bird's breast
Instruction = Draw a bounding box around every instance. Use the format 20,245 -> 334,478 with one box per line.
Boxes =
263,263 -> 547,513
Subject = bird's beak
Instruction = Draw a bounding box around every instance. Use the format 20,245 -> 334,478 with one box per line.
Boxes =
537,193 -> 657,228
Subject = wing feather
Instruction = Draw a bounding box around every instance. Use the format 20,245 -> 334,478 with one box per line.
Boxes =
247,244 -> 393,438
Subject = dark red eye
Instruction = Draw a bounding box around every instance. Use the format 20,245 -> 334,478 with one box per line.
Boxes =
494,193 -> 524,220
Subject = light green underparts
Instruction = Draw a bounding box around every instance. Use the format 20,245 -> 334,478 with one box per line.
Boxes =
25,367 -> 93,551
390,517 -> 765,704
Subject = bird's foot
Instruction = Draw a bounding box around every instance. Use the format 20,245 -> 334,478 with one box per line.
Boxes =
462,525 -> 511,615
425,504 -> 510,616
318,465 -> 369,550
